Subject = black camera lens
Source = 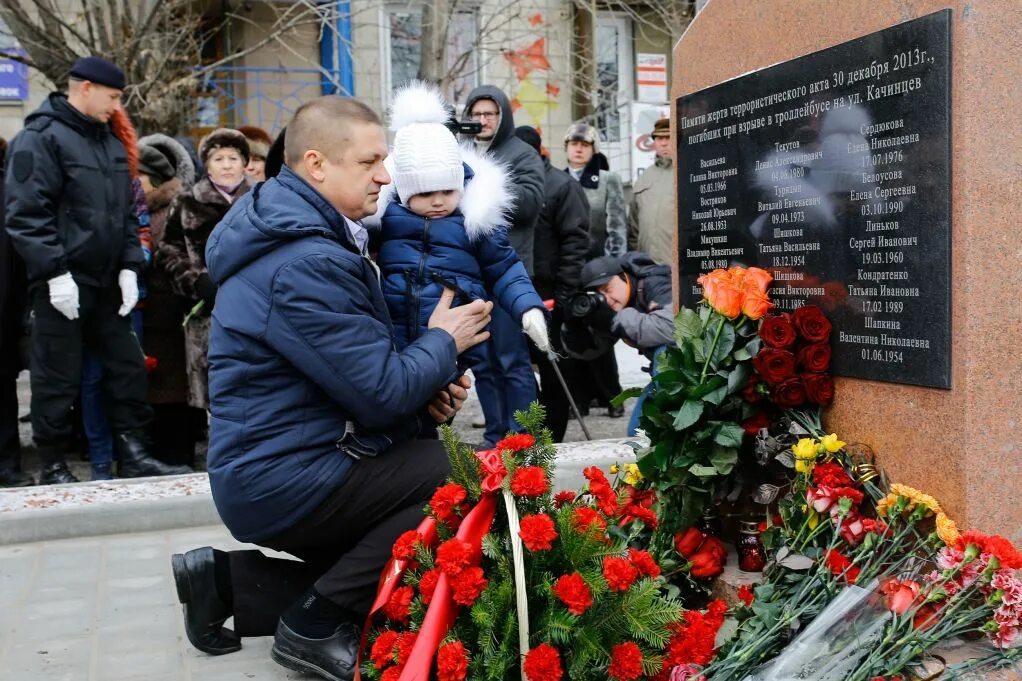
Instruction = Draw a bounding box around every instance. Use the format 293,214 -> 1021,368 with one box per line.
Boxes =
567,291 -> 602,319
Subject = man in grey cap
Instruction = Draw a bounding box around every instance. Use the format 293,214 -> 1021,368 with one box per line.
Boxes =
4,56 -> 180,484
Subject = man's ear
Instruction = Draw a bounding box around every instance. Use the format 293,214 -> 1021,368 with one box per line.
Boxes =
302,149 -> 327,182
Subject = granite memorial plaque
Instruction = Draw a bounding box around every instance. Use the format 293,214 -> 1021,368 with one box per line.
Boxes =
677,10 -> 951,388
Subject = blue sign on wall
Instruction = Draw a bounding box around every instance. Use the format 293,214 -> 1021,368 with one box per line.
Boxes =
0,49 -> 29,101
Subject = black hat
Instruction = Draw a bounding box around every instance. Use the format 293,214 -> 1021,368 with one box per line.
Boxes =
581,255 -> 625,289
514,125 -> 542,153
69,56 -> 126,90
138,145 -> 175,186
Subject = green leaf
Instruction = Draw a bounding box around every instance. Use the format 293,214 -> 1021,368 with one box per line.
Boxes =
674,306 -> 703,343
701,382 -> 728,406
726,362 -> 750,396
707,321 -> 736,367
709,445 -> 738,475
733,346 -> 752,361
688,463 -> 718,478
671,399 -> 704,431
611,386 -> 644,408
713,422 -> 745,448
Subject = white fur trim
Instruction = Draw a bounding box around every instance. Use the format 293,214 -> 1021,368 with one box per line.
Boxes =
389,81 -> 450,131
459,144 -> 515,241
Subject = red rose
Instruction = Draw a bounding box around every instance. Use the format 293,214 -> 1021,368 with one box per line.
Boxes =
418,568 -> 441,604
430,484 -> 467,527
370,629 -> 399,670
674,527 -> 705,558
743,373 -> 765,404
689,539 -> 726,580
752,347 -> 796,385
771,377 -> 807,408
796,342 -> 832,372
803,372 -> 835,406
510,466 -> 549,497
451,566 -> 488,606
475,449 -> 507,493
524,643 -> 563,681
553,572 -> 593,615
608,641 -> 644,680
553,490 -> 576,508
737,584 -> 755,606
880,577 -> 921,615
495,433 -> 536,452
437,640 -> 470,681
792,305 -> 832,342
759,313 -> 797,349
392,530 -> 421,562
436,538 -> 474,577
742,410 -> 770,435
382,585 -> 414,624
603,556 -> 640,592
519,513 -> 558,552
395,631 -> 418,666
627,548 -> 661,578
572,507 -> 608,537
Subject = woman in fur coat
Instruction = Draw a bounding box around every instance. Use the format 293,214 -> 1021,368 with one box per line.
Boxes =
366,83 -> 548,380
158,129 -> 251,410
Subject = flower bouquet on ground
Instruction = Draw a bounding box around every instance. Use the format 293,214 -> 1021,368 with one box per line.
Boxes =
360,404 -> 685,681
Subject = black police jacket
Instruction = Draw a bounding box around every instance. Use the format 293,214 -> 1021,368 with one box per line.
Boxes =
4,93 -> 142,287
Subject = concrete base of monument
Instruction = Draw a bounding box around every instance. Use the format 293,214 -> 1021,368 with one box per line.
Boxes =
0,439 -> 639,546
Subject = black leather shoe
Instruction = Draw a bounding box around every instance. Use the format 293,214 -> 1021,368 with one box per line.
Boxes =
271,619 -> 359,681
38,462 -> 79,485
171,547 -> 241,655
0,468 -> 35,487
607,404 -> 625,418
117,431 -> 193,477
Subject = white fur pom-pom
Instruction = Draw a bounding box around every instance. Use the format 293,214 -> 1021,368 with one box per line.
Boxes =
389,81 -> 450,131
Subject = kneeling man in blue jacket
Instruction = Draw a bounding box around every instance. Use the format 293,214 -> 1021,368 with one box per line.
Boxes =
170,96 -> 493,681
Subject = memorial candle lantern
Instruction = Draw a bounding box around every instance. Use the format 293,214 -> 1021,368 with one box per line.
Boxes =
737,520 -> 767,573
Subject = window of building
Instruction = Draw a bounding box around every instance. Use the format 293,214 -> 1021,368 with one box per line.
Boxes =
594,13 -> 635,176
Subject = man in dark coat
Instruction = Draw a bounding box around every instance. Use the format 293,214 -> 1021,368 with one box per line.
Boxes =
582,251 -> 675,354
461,85 -> 545,445
170,96 -> 491,681
513,125 -> 591,441
3,57 -> 171,484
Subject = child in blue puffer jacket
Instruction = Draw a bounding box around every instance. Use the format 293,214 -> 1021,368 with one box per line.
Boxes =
366,82 -> 549,370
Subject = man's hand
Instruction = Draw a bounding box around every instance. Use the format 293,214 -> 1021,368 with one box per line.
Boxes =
428,288 -> 492,353
428,375 -> 471,423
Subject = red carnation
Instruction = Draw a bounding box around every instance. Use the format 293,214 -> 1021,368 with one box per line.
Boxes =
803,372 -> 835,406
584,466 -> 620,516
496,433 -> 536,452
519,513 -> 558,552
792,305 -> 832,342
553,572 -> 593,615
395,631 -> 418,666
554,490 -> 576,508
419,568 -> 441,604
430,484 -> 468,527
753,347 -> 797,386
392,530 -> 421,562
383,585 -> 414,624
381,668 -> 402,681
524,643 -> 563,681
824,549 -> 860,584
370,630 -> 399,670
620,503 -> 658,529
511,466 -> 549,497
437,640 -> 470,681
451,566 -> 488,606
771,377 -> 807,408
738,584 -> 755,606
604,556 -> 640,592
436,538 -> 474,577
572,507 -> 608,537
759,313 -> 797,349
813,462 -> 854,488
796,342 -> 832,372
627,548 -> 661,578
608,641 -> 644,680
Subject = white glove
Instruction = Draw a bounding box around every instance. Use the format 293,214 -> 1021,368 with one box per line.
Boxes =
47,272 -> 79,320
522,308 -> 550,354
117,269 -> 139,316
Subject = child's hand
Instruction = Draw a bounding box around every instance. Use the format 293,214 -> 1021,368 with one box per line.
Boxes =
522,308 -> 550,354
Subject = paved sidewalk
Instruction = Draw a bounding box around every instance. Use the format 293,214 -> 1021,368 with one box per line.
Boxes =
0,525 -> 300,681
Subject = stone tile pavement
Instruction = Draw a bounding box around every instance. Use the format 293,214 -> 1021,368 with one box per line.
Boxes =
0,525 -> 301,681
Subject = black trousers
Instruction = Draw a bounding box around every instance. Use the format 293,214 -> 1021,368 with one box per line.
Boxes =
0,369 -> 21,471
29,284 -> 151,460
228,438 -> 451,637
586,345 -> 622,407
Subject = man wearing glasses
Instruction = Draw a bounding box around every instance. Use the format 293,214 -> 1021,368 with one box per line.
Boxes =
460,86 -> 545,447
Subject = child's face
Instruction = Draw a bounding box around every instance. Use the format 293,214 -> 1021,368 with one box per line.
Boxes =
407,190 -> 460,219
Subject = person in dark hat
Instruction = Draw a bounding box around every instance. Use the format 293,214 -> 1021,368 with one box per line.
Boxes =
3,56 -> 171,484
628,117 -> 675,267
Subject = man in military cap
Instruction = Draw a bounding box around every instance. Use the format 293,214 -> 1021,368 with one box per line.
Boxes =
627,117 -> 676,267
4,56 -> 189,483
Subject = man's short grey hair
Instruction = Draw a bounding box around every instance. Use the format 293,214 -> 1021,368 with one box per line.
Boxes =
284,96 -> 382,167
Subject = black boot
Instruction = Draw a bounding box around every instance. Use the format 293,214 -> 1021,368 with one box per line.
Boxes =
171,547 -> 241,655
116,431 -> 193,477
38,461 -> 79,485
271,619 -> 360,681
0,467 -> 35,487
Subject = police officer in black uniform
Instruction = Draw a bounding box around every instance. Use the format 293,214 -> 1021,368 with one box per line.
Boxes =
4,57 -> 190,484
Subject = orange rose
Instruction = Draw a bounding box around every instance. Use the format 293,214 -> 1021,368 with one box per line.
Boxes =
744,267 -> 773,294
698,269 -> 743,319
741,286 -> 773,320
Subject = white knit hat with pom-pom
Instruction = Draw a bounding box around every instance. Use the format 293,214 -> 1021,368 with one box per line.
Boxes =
388,81 -> 464,202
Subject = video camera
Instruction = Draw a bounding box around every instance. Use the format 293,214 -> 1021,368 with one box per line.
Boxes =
558,290 -> 617,361
444,105 -> 483,137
